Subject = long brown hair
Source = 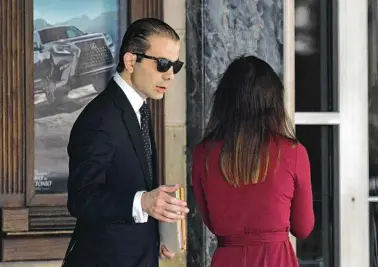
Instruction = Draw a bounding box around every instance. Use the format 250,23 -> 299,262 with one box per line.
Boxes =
202,55 -> 296,187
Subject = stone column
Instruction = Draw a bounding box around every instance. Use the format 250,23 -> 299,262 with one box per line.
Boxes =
160,0 -> 187,266
186,0 -> 283,266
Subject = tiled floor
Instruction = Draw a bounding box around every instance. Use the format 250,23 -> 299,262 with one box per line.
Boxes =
0,261 -> 62,266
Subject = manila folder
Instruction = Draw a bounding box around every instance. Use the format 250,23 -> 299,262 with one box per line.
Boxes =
158,187 -> 187,253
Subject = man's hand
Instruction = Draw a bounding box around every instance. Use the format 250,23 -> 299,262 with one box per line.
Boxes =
141,184 -> 189,222
160,244 -> 175,260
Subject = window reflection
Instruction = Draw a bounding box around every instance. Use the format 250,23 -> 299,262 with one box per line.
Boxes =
296,125 -> 338,267
369,0 -> 378,197
295,0 -> 337,112
371,203 -> 378,266
369,0 -> 378,266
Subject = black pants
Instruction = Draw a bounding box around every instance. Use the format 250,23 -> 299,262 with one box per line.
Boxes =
62,221 -> 160,267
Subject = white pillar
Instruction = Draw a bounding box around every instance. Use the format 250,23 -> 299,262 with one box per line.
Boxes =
338,0 -> 369,266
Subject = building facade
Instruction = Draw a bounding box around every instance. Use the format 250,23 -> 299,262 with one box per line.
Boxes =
0,0 -> 373,266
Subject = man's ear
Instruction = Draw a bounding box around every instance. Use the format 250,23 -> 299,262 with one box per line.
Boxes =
123,52 -> 137,73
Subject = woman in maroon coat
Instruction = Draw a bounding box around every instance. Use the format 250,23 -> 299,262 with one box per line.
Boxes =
192,55 -> 314,267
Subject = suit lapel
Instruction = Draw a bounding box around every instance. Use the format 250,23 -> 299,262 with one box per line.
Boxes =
110,80 -> 152,190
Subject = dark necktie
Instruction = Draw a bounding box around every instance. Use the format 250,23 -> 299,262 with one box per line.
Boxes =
139,102 -> 153,188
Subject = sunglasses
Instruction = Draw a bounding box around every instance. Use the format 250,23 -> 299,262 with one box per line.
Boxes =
134,53 -> 184,74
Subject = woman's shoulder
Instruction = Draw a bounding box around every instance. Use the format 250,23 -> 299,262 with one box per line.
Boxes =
274,136 -> 307,156
192,140 -> 223,161
192,142 -> 206,164
192,142 -> 205,157
194,140 -> 222,152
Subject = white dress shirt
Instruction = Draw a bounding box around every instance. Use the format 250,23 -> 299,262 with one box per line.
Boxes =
113,72 -> 149,223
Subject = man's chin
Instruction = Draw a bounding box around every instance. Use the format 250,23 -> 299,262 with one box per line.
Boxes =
149,93 -> 165,100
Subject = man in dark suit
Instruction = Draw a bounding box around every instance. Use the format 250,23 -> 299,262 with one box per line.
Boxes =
62,18 -> 189,267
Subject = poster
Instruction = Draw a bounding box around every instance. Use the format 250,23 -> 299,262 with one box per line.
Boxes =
33,0 -> 120,193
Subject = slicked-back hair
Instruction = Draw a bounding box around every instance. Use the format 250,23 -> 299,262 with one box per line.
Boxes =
116,18 -> 180,72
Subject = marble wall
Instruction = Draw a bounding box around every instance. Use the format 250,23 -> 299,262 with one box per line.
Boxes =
186,0 -> 283,266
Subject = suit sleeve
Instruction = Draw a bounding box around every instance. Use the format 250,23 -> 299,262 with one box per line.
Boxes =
290,144 -> 315,239
191,145 -> 212,229
67,116 -> 135,224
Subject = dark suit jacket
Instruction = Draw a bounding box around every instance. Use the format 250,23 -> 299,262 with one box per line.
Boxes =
62,79 -> 160,267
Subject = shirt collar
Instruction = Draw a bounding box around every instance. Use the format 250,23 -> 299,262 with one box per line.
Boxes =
113,72 -> 145,113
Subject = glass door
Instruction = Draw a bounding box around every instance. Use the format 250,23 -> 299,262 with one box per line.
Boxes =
294,1 -> 338,266
292,1 -> 370,266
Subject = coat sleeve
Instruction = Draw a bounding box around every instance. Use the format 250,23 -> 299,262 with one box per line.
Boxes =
67,115 -> 136,225
290,143 -> 315,239
191,145 -> 212,229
